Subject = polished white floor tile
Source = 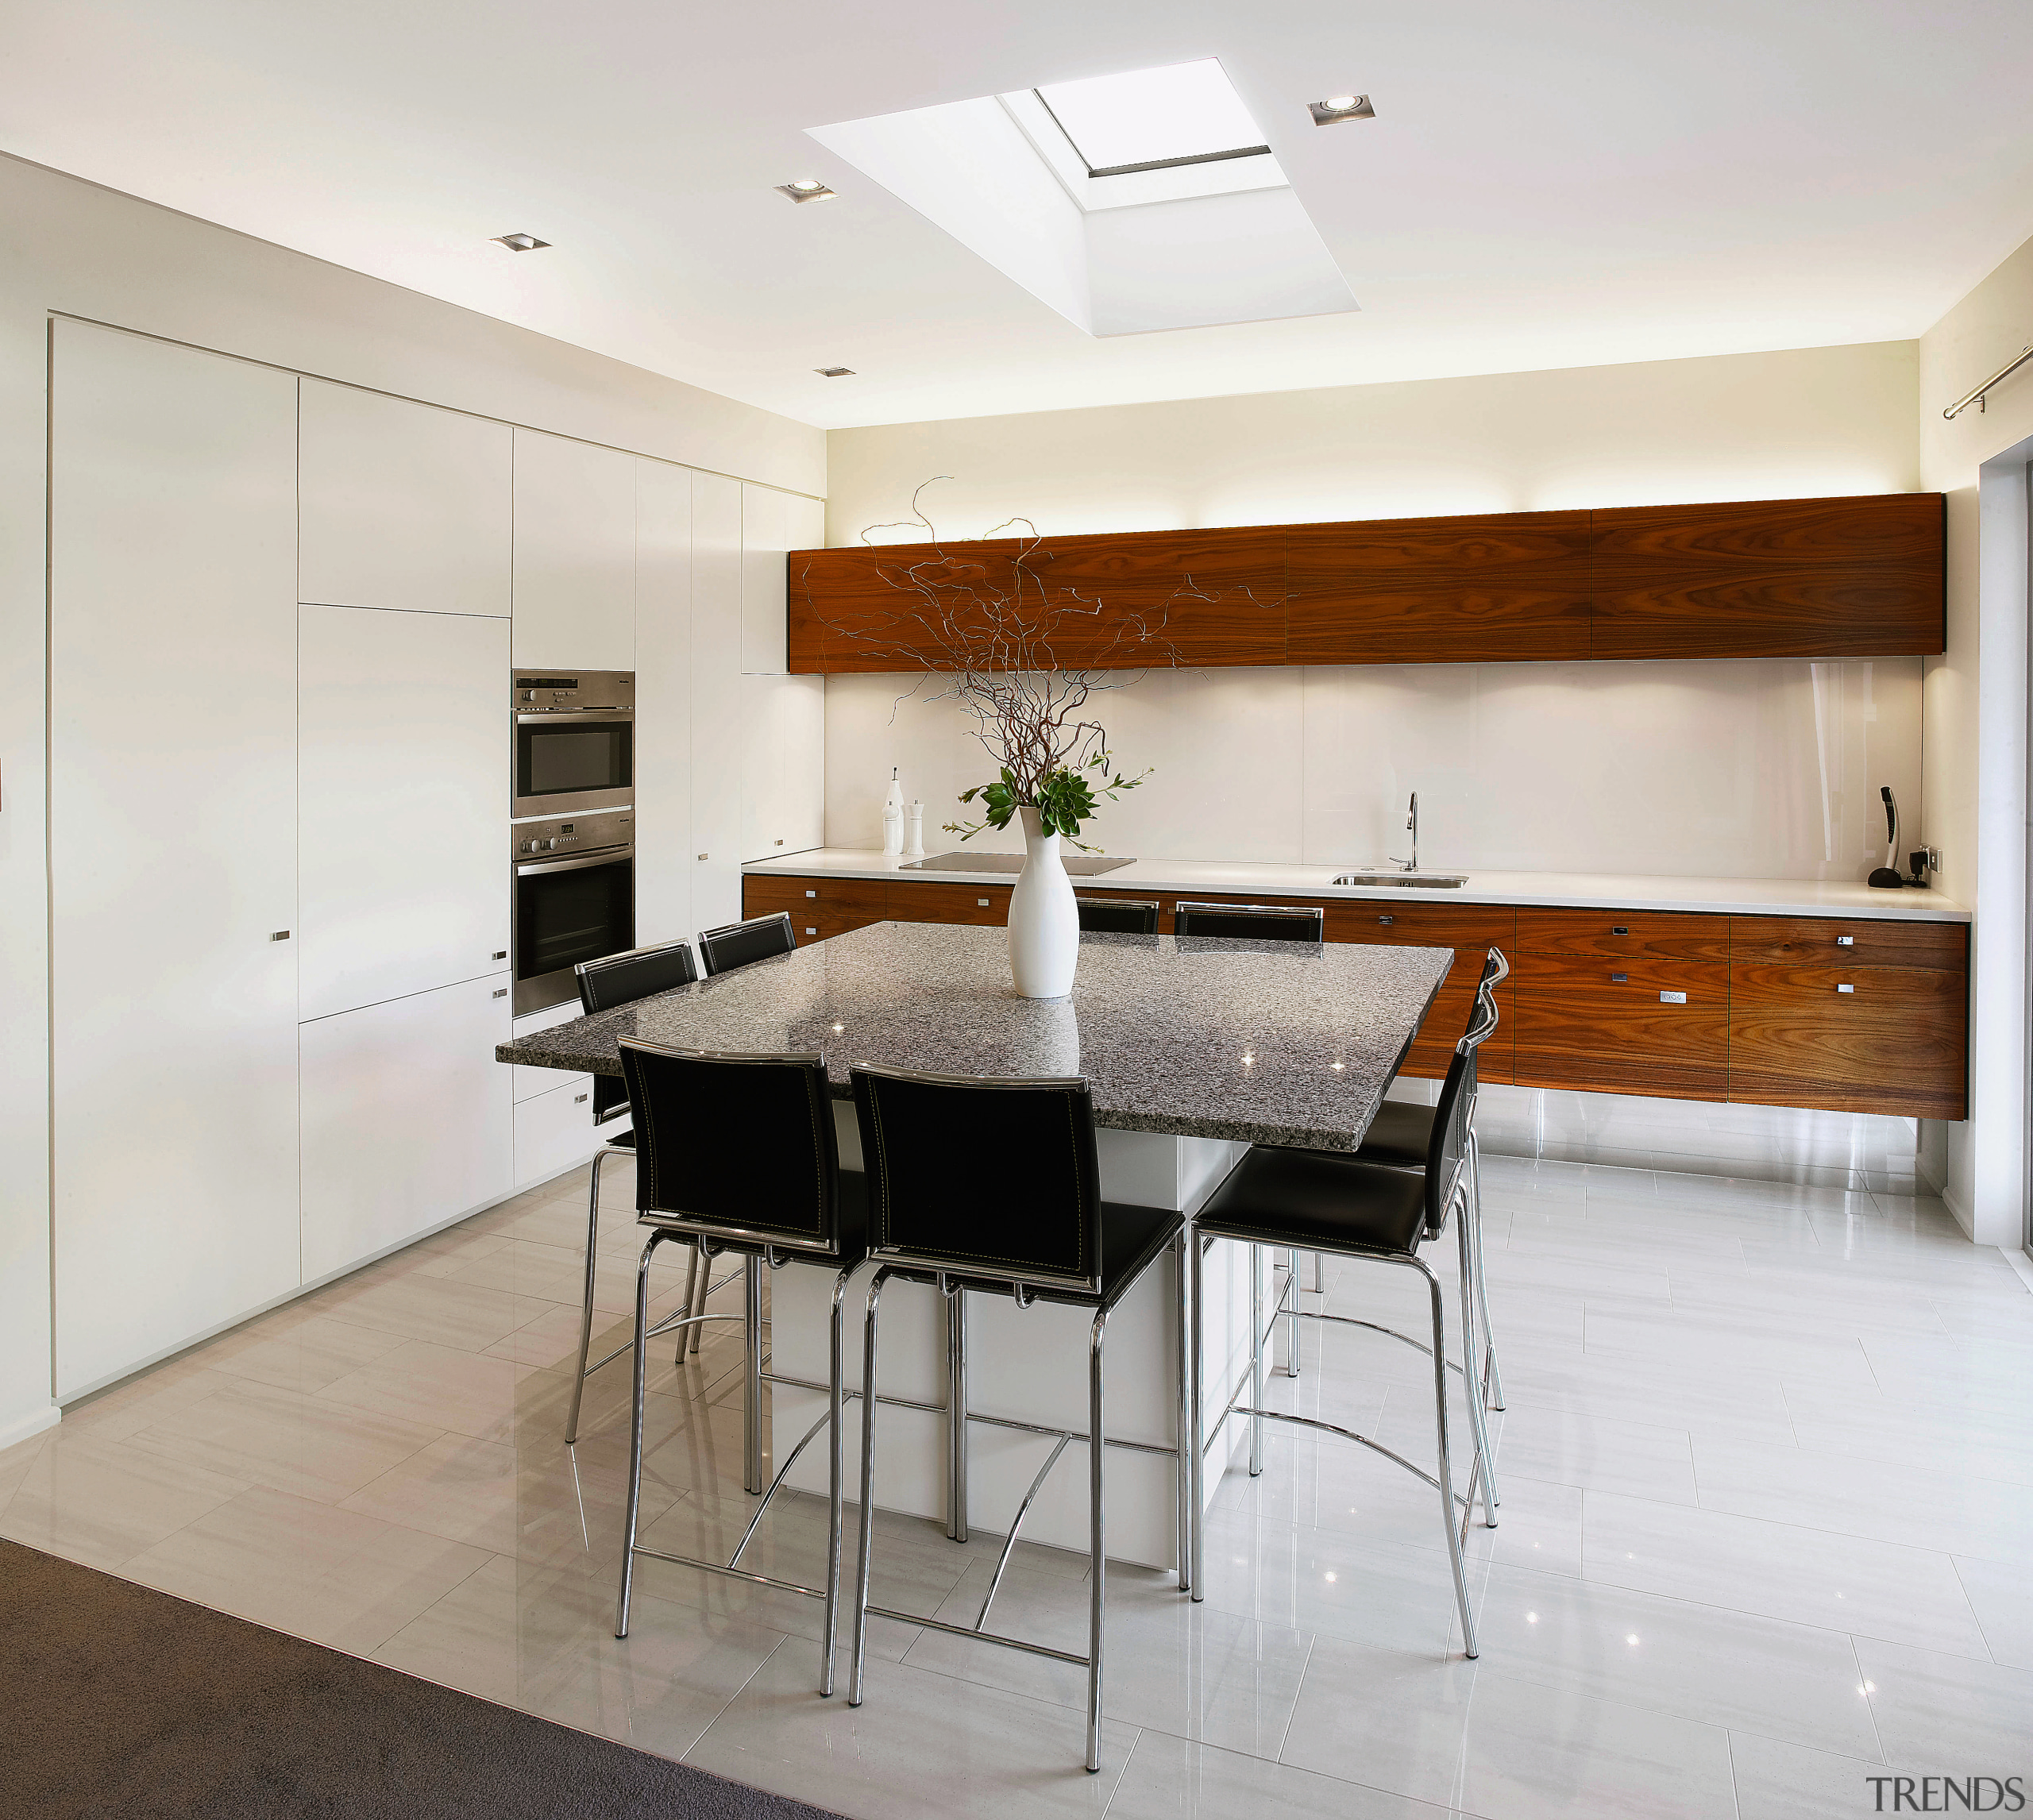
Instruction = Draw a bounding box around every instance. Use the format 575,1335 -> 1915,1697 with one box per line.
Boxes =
1580,1490 -> 1990,1658
121,1482 -> 490,1653
1469,1562 -> 1883,1758
18,1145 -> 2032,1820
1105,1728 -> 1464,1820
1279,1633 -> 1741,1820
1854,1637 -> 2033,1771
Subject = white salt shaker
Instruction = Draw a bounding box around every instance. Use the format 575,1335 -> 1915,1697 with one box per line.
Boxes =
882,767 -> 905,856
905,800 -> 924,857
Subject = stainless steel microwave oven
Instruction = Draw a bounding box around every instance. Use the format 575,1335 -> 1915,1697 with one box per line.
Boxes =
512,670 -> 633,819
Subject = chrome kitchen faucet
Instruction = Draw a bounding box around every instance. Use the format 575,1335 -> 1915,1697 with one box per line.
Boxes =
1390,792 -> 1419,872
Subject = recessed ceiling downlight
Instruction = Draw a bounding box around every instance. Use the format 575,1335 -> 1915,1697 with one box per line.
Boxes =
493,231 -> 551,251
814,366 -> 854,377
1308,94 -> 1375,125
776,180 -> 837,202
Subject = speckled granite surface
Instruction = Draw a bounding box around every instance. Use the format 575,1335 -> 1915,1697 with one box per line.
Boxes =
496,922 -> 1451,1151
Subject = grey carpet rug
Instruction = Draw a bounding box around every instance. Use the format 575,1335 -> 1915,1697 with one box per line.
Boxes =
0,1537 -> 844,1820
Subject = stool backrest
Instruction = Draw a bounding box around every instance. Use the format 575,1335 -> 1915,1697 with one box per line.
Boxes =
1076,897 -> 1160,935
1173,901 -> 1324,943
1425,1030 -> 1483,1235
851,1064 -> 1104,1294
620,1039 -> 849,1255
699,912 -> 797,977
576,938 -> 699,1014
1460,947 -> 1507,1055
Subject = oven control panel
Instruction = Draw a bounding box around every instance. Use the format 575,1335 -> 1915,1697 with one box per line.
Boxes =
512,808 -> 635,862
513,669 -> 635,714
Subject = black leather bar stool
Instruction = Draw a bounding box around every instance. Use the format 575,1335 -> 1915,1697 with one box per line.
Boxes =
612,1039 -> 868,1697
1172,900 -> 1325,942
1076,897 -> 1160,935
843,1063 -> 1186,1774
698,910 -> 797,977
1188,1015 -> 1499,1659
1175,898 -> 1329,1357
562,938 -> 699,1444
1348,948 -> 1510,1414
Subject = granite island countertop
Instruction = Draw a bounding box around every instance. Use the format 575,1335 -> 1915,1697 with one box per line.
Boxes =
496,921 -> 1452,1151
743,850 -> 1969,923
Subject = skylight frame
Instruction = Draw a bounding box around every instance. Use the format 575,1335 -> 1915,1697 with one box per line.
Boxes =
1032,89 -> 1271,180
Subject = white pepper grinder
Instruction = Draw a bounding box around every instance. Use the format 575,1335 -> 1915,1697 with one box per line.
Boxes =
881,767 -> 905,856
905,798 -> 925,858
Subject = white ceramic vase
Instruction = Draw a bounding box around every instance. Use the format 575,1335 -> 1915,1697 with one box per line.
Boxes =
1008,805 -> 1079,999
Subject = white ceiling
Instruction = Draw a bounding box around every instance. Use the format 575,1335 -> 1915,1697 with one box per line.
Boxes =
5,0 -> 2031,432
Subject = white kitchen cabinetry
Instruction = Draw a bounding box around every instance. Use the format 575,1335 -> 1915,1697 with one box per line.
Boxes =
512,1002 -> 590,1104
48,321 -> 303,1398
512,429 -> 635,669
739,483 -> 823,675
298,380 -> 511,617
515,1075 -> 600,1187
300,975 -> 512,1282
689,470 -> 745,931
298,605 -> 510,1020
739,674 -> 826,862
635,458 -> 692,946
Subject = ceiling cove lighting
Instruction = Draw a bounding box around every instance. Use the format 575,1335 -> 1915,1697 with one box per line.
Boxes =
1307,94 -> 1375,125
1035,59 -> 1270,177
814,366 -> 854,377
776,179 -> 837,202
493,231 -> 550,251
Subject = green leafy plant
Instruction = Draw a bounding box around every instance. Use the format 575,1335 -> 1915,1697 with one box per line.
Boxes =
951,750 -> 1150,849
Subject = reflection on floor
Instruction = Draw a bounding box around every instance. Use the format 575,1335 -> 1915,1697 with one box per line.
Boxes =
4,1155 -> 2031,1820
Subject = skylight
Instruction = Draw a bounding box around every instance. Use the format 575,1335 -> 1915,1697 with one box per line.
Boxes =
1035,60 -> 1270,178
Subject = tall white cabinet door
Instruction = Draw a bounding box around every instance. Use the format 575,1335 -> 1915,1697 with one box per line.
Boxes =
48,321 -> 301,1398
300,975 -> 512,1282
739,484 -> 825,676
689,471 -> 744,931
739,675 -> 826,861
299,380 -> 511,616
298,605 -> 511,1020
635,459 -> 692,947
511,429 -> 635,669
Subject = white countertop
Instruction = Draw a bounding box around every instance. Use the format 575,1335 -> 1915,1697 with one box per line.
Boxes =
743,849 -> 1969,922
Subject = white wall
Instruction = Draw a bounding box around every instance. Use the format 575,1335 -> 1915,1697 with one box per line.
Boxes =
824,341 -> 1923,875
0,151 -> 824,1447
1916,230 -> 2033,1244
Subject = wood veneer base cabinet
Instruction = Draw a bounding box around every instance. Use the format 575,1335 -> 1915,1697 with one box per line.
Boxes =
787,492 -> 1944,672
49,322 -> 304,1398
743,875 -> 1968,1119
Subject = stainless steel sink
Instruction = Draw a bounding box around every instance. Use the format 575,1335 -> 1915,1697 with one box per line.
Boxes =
1333,871 -> 1469,889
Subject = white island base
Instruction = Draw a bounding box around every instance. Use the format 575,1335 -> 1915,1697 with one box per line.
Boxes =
769,1109 -> 1263,1570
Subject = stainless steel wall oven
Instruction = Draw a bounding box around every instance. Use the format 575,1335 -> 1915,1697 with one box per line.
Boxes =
513,669 -> 634,819
512,808 -> 635,1014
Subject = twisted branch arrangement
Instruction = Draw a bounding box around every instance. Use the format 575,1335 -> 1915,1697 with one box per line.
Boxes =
800,480 -> 1270,847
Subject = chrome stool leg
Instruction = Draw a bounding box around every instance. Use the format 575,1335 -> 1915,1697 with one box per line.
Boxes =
1285,1250 -> 1302,1379
1467,1132 -> 1505,1411
820,1267 -> 851,1697
947,1288 -> 970,1543
614,1228 -> 673,1637
1086,1304 -> 1109,1775
677,1243 -> 701,1363
1188,1228 -> 1206,1602
1248,1245 -> 1266,1477
1416,1256 -> 1479,1658
1453,1191 -> 1500,1524
847,1268 -> 892,1707
565,1144 -> 617,1445
743,1255 -> 766,1496
1173,1232 -> 1192,1596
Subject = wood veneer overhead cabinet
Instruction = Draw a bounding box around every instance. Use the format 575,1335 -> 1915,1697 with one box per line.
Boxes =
786,492 -> 1944,672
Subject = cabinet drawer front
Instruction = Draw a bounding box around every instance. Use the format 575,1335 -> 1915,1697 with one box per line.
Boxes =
1729,964 -> 1966,1118
1512,955 -> 1729,1099
1730,916 -> 1966,970
1324,903 -> 1516,951
743,874 -> 889,920
1515,908 -> 1730,962
889,880 -> 1013,925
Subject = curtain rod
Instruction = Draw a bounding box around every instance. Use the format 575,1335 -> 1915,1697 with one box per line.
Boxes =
1942,341 -> 2033,420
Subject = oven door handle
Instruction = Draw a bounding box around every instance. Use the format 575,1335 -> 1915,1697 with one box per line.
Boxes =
516,849 -> 635,877
515,710 -> 634,726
